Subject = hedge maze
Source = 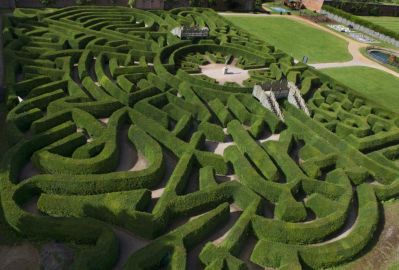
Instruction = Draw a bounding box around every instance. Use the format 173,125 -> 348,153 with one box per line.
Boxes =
2,6 -> 399,270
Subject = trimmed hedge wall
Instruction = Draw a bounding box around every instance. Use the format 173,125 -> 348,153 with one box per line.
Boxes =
2,6 -> 398,270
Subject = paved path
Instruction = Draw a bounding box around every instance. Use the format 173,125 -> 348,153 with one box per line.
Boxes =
221,13 -> 399,78
196,63 -> 250,86
194,56 -> 269,86
289,16 -> 399,78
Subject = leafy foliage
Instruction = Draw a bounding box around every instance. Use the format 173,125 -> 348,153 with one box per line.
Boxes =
1,6 -> 399,270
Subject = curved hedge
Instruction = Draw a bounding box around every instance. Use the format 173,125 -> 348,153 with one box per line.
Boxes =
1,6 -> 398,270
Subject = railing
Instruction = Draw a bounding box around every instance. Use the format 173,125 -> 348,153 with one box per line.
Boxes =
267,90 -> 285,121
320,9 -> 399,48
252,85 -> 285,121
287,82 -> 310,116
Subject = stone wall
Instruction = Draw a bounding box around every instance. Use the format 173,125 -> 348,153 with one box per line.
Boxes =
321,9 -> 399,48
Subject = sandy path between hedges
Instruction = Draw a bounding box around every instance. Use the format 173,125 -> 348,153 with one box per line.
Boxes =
346,201 -> 399,270
0,243 -> 40,270
112,227 -> 150,270
204,133 -> 280,156
221,13 -> 399,78
115,126 -> 149,172
113,132 -> 282,269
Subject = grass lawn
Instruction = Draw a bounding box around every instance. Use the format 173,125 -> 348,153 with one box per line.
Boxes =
360,47 -> 399,74
361,16 -> 399,33
322,66 -> 399,113
224,16 -> 352,64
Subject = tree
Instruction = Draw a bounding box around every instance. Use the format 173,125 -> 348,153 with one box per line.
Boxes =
208,0 -> 216,7
39,0 -> 55,6
254,0 -> 262,11
128,0 -> 136,8
189,0 -> 201,6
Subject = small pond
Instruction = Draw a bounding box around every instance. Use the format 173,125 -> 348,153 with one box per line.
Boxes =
271,7 -> 290,13
368,49 -> 399,67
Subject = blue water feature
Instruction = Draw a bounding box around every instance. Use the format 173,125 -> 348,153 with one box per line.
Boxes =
271,7 -> 289,13
368,50 -> 390,64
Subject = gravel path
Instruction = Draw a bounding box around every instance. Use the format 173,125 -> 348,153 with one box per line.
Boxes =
197,63 -> 250,86
112,227 -> 150,270
18,160 -> 41,182
196,57 -> 269,86
0,243 -> 40,270
115,126 -> 149,172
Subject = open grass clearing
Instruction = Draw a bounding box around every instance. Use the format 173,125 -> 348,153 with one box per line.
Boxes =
224,16 -> 352,64
322,66 -> 399,113
361,16 -> 399,33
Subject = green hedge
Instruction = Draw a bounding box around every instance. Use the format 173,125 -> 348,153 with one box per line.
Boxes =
208,98 -> 234,127
227,120 -> 279,181
224,145 -> 285,203
253,190 -> 351,244
299,184 -> 378,269
198,122 -> 225,142
274,191 -> 307,222
1,185 -> 118,270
